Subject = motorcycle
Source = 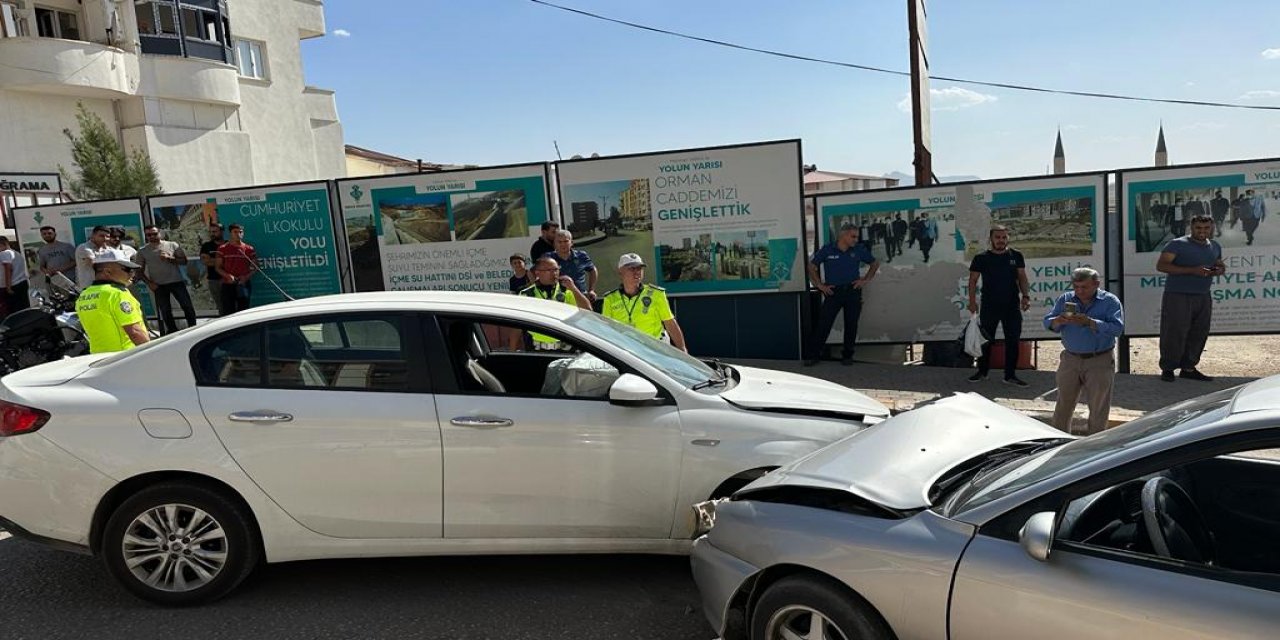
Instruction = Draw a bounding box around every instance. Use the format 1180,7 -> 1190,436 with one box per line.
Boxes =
0,273 -> 89,375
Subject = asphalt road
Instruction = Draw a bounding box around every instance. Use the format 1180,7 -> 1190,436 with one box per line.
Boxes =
0,534 -> 714,640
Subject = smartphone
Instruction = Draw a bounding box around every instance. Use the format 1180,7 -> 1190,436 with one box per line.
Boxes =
1063,301 -> 1078,316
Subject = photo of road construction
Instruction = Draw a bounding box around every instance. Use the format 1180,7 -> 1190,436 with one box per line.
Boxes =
990,196 -> 1094,259
659,234 -> 714,282
378,193 -> 450,244
714,229 -> 770,280
450,189 -> 528,240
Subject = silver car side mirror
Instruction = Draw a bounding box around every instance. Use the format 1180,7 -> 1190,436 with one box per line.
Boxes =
609,373 -> 662,407
1019,511 -> 1056,562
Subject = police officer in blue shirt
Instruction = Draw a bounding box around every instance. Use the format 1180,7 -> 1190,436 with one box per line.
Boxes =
804,222 -> 879,366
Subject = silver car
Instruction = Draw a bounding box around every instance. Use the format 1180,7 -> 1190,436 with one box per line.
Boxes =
691,383 -> 1280,639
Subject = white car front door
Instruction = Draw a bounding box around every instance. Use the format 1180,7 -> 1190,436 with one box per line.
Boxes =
195,313 -> 444,539
431,315 -> 683,539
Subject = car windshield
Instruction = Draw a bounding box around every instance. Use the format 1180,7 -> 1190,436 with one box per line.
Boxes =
564,311 -> 721,389
945,387 -> 1238,515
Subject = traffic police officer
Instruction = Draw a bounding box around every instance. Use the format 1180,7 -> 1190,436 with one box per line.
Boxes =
76,248 -> 150,353
602,253 -> 687,352
520,256 -> 591,349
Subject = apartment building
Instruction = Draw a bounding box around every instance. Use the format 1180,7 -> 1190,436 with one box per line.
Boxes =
0,0 -> 344,222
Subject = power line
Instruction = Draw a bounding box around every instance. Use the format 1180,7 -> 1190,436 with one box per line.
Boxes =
528,0 -> 1280,112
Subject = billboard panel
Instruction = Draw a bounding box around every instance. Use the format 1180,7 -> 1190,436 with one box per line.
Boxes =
148,181 -> 341,312
554,140 -> 804,296
814,174 -> 1107,343
12,197 -> 154,313
1120,159 -> 1280,336
336,164 -> 553,293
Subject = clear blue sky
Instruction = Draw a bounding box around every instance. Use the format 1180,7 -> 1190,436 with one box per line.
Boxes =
303,0 -> 1280,180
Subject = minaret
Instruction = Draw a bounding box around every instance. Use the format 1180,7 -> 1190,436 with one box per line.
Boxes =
1155,124 -> 1168,167
1053,129 -> 1066,175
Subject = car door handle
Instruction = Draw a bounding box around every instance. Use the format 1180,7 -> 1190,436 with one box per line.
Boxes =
228,410 -> 294,423
450,416 -> 514,428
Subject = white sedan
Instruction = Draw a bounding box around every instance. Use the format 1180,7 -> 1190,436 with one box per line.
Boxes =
0,291 -> 888,605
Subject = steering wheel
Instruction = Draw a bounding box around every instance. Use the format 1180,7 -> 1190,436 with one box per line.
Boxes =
1140,477 -> 1215,564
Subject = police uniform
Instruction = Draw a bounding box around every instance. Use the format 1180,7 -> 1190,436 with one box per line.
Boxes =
602,284 -> 673,341
520,282 -> 578,349
76,281 -> 145,353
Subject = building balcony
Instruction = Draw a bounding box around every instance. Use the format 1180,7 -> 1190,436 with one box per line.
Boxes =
296,0 -> 326,40
0,37 -> 134,98
303,85 -> 338,123
136,54 -> 240,106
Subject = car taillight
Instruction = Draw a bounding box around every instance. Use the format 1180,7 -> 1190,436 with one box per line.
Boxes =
0,400 -> 50,436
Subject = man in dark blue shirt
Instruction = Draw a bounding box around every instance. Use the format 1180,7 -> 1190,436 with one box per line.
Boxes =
1044,267 -> 1124,434
1156,214 -> 1225,382
542,229 -> 597,304
804,222 -> 879,366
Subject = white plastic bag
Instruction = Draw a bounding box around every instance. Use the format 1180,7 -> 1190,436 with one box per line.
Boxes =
963,313 -> 987,358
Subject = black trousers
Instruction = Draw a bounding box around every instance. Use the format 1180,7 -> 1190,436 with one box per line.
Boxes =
154,281 -> 196,334
918,237 -> 935,261
1159,292 -> 1211,372
1242,217 -> 1260,243
807,286 -> 862,360
976,302 -> 1022,377
220,280 -> 252,315
5,281 -> 29,316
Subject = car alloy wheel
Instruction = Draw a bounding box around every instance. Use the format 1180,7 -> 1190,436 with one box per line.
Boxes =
121,503 -> 228,592
102,483 -> 259,605
764,604 -> 850,640
752,577 -> 891,640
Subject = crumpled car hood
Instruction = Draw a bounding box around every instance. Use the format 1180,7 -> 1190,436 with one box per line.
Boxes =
741,392 -> 1068,510
721,365 -> 890,421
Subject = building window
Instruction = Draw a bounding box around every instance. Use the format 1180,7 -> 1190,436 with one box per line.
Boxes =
135,1 -> 179,36
34,6 -> 80,40
179,3 -> 222,43
235,39 -> 268,80
1,2 -> 28,37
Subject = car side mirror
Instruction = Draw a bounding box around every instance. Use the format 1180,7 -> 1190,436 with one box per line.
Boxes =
609,374 -> 662,407
1019,511 -> 1057,562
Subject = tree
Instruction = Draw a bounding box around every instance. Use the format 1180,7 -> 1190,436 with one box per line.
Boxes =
59,102 -> 162,200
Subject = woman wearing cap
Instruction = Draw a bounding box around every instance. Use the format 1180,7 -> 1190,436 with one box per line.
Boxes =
601,253 -> 687,352
75,248 -> 150,353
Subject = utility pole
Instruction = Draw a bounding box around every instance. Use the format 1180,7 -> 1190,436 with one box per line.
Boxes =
907,0 -> 932,187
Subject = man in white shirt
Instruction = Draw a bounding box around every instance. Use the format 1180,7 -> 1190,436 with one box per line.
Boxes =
0,236 -> 31,316
76,225 -> 113,289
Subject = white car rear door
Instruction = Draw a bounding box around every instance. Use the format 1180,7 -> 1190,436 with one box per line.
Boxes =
196,313 -> 444,539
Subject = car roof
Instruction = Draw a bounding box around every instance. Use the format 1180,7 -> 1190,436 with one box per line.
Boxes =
218,291 -> 580,323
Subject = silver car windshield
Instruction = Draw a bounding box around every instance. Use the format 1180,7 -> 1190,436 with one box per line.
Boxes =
946,387 -> 1238,515
564,311 -> 720,389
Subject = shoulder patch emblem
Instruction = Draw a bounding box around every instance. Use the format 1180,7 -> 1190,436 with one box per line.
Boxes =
120,300 -> 134,314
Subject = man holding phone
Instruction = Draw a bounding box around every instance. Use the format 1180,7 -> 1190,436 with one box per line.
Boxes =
1156,214 -> 1224,382
1044,267 -> 1124,435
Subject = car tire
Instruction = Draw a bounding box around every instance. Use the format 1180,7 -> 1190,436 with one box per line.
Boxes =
751,575 -> 892,640
101,482 -> 260,606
